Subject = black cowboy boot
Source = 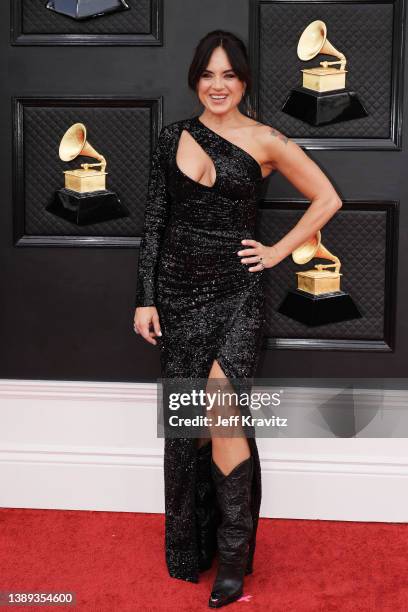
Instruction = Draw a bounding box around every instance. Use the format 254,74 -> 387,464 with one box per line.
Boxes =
195,441 -> 219,572
208,456 -> 253,608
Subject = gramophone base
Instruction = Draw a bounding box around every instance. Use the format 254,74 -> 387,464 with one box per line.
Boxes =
278,288 -> 363,326
47,188 -> 130,226
46,0 -> 130,20
281,87 -> 368,126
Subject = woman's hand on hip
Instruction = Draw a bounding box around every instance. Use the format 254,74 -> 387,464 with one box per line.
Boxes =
237,239 -> 282,272
134,306 -> 162,346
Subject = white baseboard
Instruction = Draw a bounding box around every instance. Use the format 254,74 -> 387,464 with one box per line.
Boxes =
0,380 -> 407,522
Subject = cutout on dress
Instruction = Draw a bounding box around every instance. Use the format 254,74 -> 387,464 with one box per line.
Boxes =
175,129 -> 217,188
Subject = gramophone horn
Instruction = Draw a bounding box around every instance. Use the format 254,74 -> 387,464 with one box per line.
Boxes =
293,230 -> 339,263
297,20 -> 344,63
59,122 -> 106,172
293,230 -> 341,273
292,230 -> 321,264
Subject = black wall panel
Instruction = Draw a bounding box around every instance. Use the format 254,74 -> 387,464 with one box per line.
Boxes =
251,0 -> 403,147
13,97 -> 161,246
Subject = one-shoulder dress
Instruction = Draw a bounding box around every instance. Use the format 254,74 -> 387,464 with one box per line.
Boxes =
134,114 -> 269,583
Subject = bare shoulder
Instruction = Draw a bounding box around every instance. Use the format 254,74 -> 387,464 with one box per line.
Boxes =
250,121 -> 290,146
250,122 -> 307,169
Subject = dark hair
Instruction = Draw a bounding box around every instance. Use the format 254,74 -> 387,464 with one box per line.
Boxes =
188,30 -> 255,118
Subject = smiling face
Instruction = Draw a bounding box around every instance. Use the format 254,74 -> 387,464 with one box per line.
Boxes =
196,46 -> 246,115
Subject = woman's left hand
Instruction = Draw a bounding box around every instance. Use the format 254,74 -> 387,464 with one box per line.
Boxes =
237,239 -> 282,272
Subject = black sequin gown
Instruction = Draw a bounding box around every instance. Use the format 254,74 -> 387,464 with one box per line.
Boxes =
134,115 -> 269,583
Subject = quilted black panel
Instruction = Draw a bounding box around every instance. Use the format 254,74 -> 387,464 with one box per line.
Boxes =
257,206 -> 390,339
21,0 -> 151,34
257,1 -> 394,138
21,102 -> 154,236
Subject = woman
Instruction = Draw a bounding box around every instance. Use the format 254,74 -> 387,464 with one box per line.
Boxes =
133,30 -> 342,608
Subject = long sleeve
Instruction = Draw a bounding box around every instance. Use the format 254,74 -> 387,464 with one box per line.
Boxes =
134,126 -> 172,307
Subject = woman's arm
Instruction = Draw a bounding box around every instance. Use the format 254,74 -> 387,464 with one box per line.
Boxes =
265,127 -> 342,262
134,126 -> 171,307
238,126 -> 342,272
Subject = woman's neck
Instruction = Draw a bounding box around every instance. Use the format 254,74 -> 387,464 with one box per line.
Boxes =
199,108 -> 245,130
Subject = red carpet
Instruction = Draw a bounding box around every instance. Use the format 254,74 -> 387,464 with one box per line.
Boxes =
0,508 -> 407,611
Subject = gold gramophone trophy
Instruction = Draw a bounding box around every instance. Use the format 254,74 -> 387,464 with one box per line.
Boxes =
46,0 -> 130,20
46,122 -> 129,226
282,20 -> 368,126
278,230 -> 362,326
